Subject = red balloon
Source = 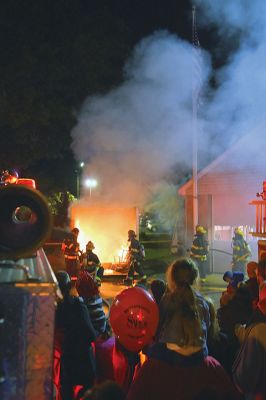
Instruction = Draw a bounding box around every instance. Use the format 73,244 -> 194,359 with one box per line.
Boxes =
110,286 -> 159,352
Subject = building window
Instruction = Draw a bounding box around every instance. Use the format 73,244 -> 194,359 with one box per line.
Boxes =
214,226 -> 232,241
214,225 -> 257,241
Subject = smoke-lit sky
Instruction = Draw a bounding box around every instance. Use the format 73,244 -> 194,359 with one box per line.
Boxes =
71,0 -> 266,209
196,0 -> 266,149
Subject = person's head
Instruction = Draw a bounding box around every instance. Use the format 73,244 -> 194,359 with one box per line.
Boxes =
86,241 -> 95,251
82,380 -> 125,400
72,227 -> 79,238
166,257 -> 198,292
150,279 -> 166,304
195,225 -> 207,236
231,271 -> 245,288
257,259 -> 266,284
247,261 -> 258,278
234,227 -> 244,239
223,271 -> 233,283
76,270 -> 99,298
163,258 -> 203,347
56,271 -> 71,297
128,230 -> 136,240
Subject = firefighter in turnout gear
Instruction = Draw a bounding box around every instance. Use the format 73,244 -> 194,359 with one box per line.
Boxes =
190,225 -> 209,281
124,230 -> 146,286
231,227 -> 251,273
61,227 -> 81,278
84,241 -> 104,286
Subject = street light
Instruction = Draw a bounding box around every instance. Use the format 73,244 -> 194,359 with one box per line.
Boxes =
76,162 -> 84,199
84,178 -> 98,197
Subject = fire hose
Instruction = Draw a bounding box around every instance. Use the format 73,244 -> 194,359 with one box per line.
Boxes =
209,248 -> 233,256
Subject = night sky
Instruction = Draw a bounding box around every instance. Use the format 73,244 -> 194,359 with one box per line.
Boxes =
0,0 -> 222,194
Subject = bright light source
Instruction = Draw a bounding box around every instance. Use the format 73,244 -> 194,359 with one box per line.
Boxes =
84,178 -> 98,189
80,162 -> 85,168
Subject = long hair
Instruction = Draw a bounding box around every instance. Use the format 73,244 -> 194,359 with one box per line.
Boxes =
165,258 -> 203,347
204,296 -> 219,344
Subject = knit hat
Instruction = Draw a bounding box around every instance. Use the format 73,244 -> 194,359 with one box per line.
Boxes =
258,283 -> 266,316
76,270 -> 99,298
223,271 -> 233,282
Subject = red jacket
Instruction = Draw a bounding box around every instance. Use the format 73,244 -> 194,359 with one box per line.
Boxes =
126,343 -> 241,400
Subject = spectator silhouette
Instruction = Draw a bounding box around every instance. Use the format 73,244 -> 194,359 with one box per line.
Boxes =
205,297 -> 235,375
220,271 -> 245,307
245,261 -> 259,308
76,270 -> 107,337
217,283 -> 253,338
233,283 -> 266,399
55,271 -> 96,400
157,257 -> 210,354
126,258 -> 241,400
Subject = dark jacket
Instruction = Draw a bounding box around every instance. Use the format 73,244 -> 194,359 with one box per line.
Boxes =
55,295 -> 96,386
217,286 -> 253,337
128,238 -> 143,262
245,278 -> 259,305
86,250 -> 101,274
86,250 -> 100,265
62,235 -> 80,258
190,234 -> 209,262
232,236 -> 251,266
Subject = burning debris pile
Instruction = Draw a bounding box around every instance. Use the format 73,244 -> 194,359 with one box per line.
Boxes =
70,201 -> 139,272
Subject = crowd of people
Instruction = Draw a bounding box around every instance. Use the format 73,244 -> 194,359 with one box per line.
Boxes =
54,225 -> 266,400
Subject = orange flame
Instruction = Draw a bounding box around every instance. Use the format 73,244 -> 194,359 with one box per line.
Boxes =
70,202 -> 139,264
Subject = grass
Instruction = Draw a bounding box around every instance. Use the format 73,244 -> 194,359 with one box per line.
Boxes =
143,244 -> 177,277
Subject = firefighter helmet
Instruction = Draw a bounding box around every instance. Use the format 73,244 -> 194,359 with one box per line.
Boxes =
86,241 -> 95,251
128,230 -> 136,239
71,227 -> 79,235
196,225 -> 207,235
234,227 -> 244,237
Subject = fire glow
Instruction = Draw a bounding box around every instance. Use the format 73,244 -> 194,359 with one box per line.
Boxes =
70,202 -> 139,265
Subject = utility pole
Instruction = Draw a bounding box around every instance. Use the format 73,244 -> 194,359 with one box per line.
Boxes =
76,162 -> 84,199
192,5 -> 201,230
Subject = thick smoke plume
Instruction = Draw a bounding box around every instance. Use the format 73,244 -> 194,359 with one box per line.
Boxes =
71,1 -> 266,226
71,31 -> 210,212
195,0 -> 266,154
